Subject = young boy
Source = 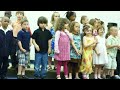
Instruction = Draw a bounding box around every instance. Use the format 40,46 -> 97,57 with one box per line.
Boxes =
17,19 -> 31,79
32,16 -> 52,79
11,11 -> 24,70
105,26 -> 120,79
0,17 -> 13,79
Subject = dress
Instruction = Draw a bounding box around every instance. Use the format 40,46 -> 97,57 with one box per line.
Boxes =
80,36 -> 94,74
49,26 -> 55,57
70,34 -> 81,60
54,31 -> 70,61
93,35 -> 108,65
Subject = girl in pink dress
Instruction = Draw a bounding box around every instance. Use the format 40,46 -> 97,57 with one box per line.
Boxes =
54,18 -> 72,79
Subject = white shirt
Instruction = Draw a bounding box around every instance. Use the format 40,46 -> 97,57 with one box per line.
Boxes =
0,26 -> 11,34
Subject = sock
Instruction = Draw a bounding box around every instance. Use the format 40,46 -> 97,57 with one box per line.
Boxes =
98,74 -> 101,79
94,74 -> 97,79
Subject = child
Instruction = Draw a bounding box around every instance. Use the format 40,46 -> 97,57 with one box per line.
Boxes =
80,15 -> 89,34
68,21 -> 82,79
89,18 -> 99,36
47,12 -> 60,70
105,26 -> 120,79
0,17 -> 13,79
80,25 -> 97,79
32,16 -> 52,79
54,18 -> 72,79
93,26 -> 108,79
17,19 -> 31,79
65,11 -> 76,22
11,11 -> 24,69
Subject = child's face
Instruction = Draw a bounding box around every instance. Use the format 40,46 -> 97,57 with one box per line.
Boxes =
74,23 -> 80,33
1,17 -> 9,28
111,27 -> 118,36
22,21 -> 29,30
98,28 -> 104,35
83,17 -> 89,24
64,23 -> 69,30
70,14 -> 76,21
85,28 -> 92,35
39,23 -> 47,29
16,13 -> 24,20
54,13 -> 60,22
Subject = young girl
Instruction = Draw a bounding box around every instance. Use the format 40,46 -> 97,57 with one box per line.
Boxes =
93,26 -> 108,79
68,21 -> 82,79
80,25 -> 97,79
54,18 -> 72,79
47,12 -> 60,70
65,11 -> 76,22
89,18 -> 99,36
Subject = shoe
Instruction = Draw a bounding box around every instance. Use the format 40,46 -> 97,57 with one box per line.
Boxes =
56,75 -> 61,79
106,75 -> 110,79
34,76 -> 41,79
110,76 -> 116,79
22,75 -> 29,79
17,75 -> 22,79
54,67 -> 57,70
64,75 -> 68,79
1,76 -> 7,79
75,77 -> 80,79
114,75 -> 120,79
48,66 -> 52,71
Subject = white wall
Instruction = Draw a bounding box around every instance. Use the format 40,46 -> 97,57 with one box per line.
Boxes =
1,11 -> 120,60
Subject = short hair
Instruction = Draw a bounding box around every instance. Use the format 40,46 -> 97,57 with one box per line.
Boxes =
89,19 -> 96,26
21,19 -> 28,25
4,11 -> 12,16
16,11 -> 24,16
80,15 -> 87,24
37,16 -> 48,26
65,11 -> 76,20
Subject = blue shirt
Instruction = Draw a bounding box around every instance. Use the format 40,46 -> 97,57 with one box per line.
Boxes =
17,29 -> 31,51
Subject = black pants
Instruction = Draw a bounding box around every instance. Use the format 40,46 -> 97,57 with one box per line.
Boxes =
10,37 -> 18,68
0,56 -> 9,77
114,50 -> 120,75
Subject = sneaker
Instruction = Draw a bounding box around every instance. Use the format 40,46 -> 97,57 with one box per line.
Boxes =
75,77 -> 80,79
17,75 -> 22,79
34,76 -> 41,79
114,75 -> 120,79
22,75 -> 29,79
106,75 -> 110,79
56,75 -> 61,79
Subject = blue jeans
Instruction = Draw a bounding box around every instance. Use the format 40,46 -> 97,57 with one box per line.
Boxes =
34,53 -> 48,78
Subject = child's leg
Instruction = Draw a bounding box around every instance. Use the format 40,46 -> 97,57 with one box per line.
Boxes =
48,56 -> 52,70
94,65 -> 99,79
63,61 -> 68,79
98,65 -> 102,79
41,53 -> 48,78
54,59 -> 57,70
68,62 -> 72,79
75,62 -> 80,79
110,69 -> 115,77
56,61 -> 62,79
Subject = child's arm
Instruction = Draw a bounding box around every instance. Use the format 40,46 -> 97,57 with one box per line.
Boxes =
54,31 -> 60,54
83,36 -> 96,48
106,38 -> 118,49
64,29 -> 73,40
30,38 -> 32,46
18,41 -> 26,53
48,39 -> 52,55
79,42 -> 82,55
32,39 -> 40,52
70,35 -> 80,55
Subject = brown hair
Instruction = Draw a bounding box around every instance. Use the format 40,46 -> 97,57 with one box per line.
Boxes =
89,19 -> 96,26
21,18 -> 28,25
69,21 -> 80,34
55,18 -> 70,31
97,25 -> 105,34
16,11 -> 24,16
80,15 -> 87,24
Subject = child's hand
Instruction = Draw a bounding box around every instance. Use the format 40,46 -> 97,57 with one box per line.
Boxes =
35,45 -> 40,52
55,49 -> 60,54
48,48 -> 51,55
78,50 -> 82,55
75,49 -> 81,56
22,49 -> 26,53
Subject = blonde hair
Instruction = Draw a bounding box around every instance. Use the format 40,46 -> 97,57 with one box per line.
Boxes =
51,12 -> 60,26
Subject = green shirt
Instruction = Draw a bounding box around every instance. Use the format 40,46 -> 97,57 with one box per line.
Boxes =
106,35 -> 119,58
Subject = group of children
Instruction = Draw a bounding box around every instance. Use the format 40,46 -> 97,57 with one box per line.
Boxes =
0,11 -> 120,79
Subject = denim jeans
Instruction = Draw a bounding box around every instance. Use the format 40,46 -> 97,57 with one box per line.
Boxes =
34,53 -> 48,78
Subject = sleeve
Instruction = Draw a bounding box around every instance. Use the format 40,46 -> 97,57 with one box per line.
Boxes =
64,29 -> 73,40
48,30 -> 52,40
32,30 -> 36,39
54,31 -> 60,54
106,37 -> 112,46
17,31 -> 22,42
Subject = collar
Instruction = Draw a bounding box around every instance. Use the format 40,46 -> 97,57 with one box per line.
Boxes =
0,26 -> 11,33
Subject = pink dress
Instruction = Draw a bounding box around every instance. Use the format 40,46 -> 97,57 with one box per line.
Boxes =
54,31 -> 71,61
